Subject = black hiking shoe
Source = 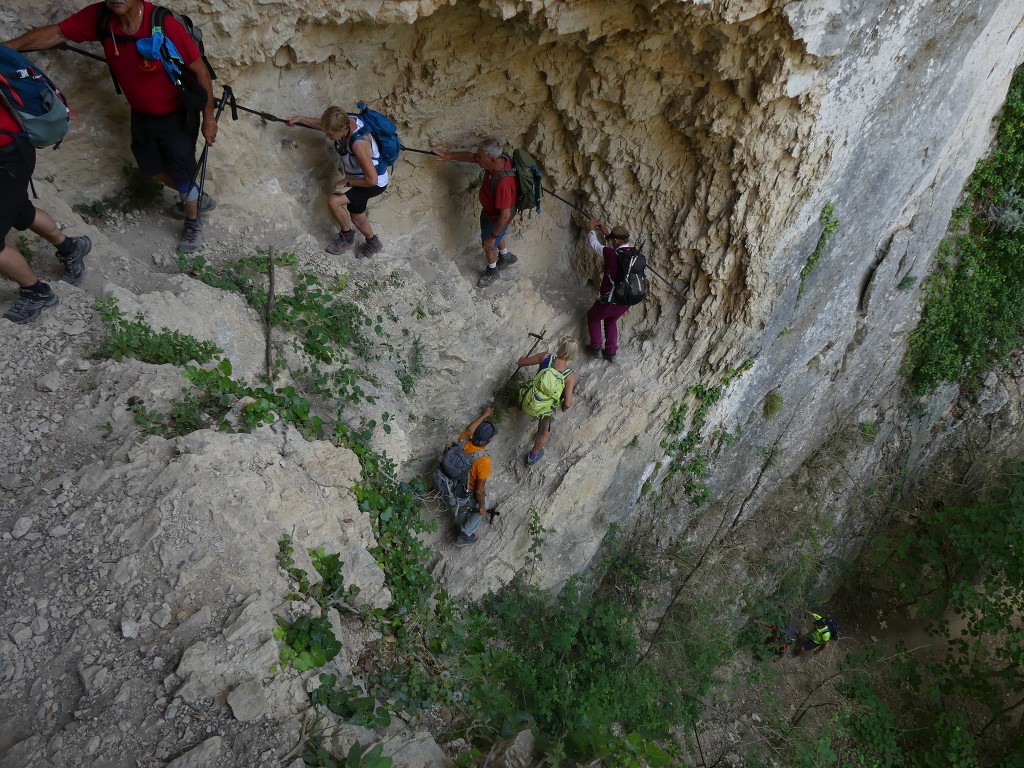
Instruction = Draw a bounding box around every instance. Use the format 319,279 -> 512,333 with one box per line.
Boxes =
497,251 -> 518,269
57,235 -> 91,285
177,218 -> 204,253
357,235 -> 384,258
477,268 -> 500,289
455,532 -> 478,547
3,286 -> 58,324
603,350 -> 616,363
326,230 -> 355,255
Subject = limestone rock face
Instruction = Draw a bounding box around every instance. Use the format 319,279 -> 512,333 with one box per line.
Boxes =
2,1 -> 1024,764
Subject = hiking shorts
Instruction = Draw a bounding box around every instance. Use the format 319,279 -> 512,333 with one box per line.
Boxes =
0,139 -> 37,242
479,210 -> 510,244
130,108 -> 200,186
337,184 -> 386,215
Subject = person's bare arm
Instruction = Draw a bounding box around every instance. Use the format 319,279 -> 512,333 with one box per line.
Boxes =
465,405 -> 494,435
286,115 -> 323,130
433,149 -> 476,163
474,478 -> 487,513
187,57 -> 217,145
5,25 -> 67,51
517,351 -> 548,368
348,136 -> 379,187
561,372 -> 576,410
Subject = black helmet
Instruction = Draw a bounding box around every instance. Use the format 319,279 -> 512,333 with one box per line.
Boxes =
472,421 -> 497,444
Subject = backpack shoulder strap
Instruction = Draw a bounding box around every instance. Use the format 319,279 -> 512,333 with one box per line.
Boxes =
490,166 -> 515,194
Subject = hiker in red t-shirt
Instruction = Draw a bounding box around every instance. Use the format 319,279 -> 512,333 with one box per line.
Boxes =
0,101 -> 91,324
6,0 -> 217,253
432,139 -> 519,289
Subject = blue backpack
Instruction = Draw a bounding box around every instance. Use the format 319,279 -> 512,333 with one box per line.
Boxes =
348,102 -> 401,173
0,44 -> 70,148
824,617 -> 840,640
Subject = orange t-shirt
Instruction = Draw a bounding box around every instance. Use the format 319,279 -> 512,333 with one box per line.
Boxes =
458,430 -> 492,492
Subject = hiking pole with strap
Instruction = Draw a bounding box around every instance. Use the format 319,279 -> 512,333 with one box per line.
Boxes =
488,505 -> 500,525
542,185 -> 592,218
399,143 -> 437,156
191,85 -> 233,224
498,329 -> 547,399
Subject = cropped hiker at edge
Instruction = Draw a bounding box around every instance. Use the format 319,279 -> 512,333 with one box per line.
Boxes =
431,406 -> 497,548
586,218 -> 637,363
5,0 -> 217,254
0,77 -> 91,324
287,106 -> 389,258
518,336 -> 578,466
432,139 -> 519,289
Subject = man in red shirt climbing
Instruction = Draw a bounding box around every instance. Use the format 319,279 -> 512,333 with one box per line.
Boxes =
6,0 -> 217,253
433,138 -> 519,289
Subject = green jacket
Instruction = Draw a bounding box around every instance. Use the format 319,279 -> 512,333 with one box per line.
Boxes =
810,613 -> 831,645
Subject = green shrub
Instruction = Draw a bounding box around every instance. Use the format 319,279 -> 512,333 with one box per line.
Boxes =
904,66 -> 1024,391
92,297 -> 221,365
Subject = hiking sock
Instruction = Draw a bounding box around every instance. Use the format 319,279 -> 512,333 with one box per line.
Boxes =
55,237 -> 76,257
24,280 -> 52,296
498,247 -> 509,256
487,263 -> 498,271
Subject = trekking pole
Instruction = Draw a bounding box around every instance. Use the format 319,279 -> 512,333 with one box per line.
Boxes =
498,329 -> 547,398
399,144 -> 437,156
542,185 -> 592,218
58,43 -> 106,65
191,85 -> 232,224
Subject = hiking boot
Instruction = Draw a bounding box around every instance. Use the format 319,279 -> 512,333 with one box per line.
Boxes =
588,346 -> 603,359
603,350 -> 616,363
174,192 -> 217,215
326,230 -> 355,255
527,449 -> 545,466
455,532 -> 478,548
497,251 -> 518,269
3,286 -> 58,324
57,235 -> 91,285
357,235 -> 383,258
177,219 -> 204,253
477,268 -> 500,289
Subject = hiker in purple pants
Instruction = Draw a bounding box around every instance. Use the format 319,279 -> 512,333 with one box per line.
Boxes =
585,218 -> 632,363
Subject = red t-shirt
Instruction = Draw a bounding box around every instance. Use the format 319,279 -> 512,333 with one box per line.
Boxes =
478,157 -> 517,214
59,2 -> 200,116
0,102 -> 20,148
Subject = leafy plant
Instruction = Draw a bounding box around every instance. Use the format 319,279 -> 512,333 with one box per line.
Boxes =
904,67 -> 1024,391
91,297 -> 222,365
798,202 -> 839,299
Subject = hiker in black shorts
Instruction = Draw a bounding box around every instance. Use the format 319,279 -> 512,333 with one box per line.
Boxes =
1,102 -> 91,324
287,106 -> 388,258
7,0 -> 218,254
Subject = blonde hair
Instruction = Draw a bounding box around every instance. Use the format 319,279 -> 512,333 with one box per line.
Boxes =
320,106 -> 350,134
555,336 -> 578,361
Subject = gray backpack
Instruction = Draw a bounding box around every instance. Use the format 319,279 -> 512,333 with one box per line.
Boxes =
432,438 -> 487,510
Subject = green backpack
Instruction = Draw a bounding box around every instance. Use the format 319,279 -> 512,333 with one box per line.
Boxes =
519,363 -> 570,418
490,147 -> 543,216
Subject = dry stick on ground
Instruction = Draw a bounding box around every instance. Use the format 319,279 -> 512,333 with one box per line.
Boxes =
266,247 -> 276,384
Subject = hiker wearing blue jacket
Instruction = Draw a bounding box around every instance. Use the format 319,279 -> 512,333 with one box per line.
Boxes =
287,107 -> 389,258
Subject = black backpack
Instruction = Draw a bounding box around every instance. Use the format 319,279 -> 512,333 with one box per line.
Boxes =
610,246 -> 648,306
96,5 -> 216,110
